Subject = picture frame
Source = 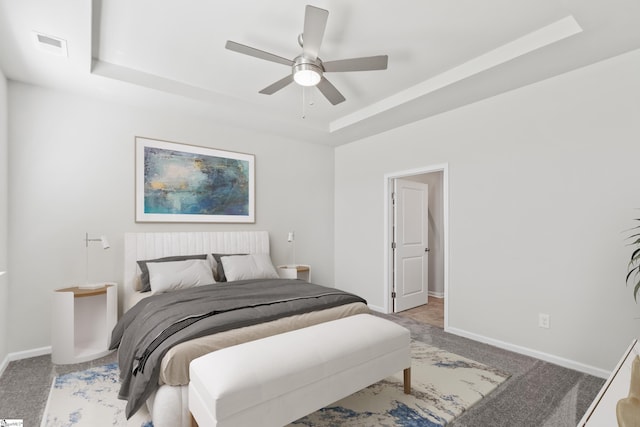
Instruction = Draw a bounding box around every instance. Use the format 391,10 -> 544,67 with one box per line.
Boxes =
135,137 -> 255,223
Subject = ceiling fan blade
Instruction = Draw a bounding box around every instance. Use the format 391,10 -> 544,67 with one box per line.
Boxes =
259,74 -> 294,95
225,40 -> 293,66
323,55 -> 389,72
302,5 -> 329,60
316,77 -> 345,105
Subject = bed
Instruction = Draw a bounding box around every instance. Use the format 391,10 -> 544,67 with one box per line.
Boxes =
113,231 -> 370,427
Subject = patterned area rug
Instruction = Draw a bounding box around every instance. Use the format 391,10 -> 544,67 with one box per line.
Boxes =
41,363 -> 149,427
42,341 -> 509,427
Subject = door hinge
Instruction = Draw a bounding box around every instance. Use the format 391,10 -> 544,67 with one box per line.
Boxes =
392,192 -> 396,205
391,242 -> 396,249
391,291 -> 396,298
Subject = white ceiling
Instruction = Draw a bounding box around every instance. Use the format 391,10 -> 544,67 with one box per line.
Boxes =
1,0 -> 639,146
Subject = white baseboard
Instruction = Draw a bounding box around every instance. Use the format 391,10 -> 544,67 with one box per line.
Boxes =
10,345 -> 51,361
428,291 -> 444,299
446,326 -> 610,379
0,346 -> 52,377
0,353 -> 8,378
367,304 -> 386,313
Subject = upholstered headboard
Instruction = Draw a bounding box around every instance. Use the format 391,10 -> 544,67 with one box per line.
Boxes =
123,231 -> 270,311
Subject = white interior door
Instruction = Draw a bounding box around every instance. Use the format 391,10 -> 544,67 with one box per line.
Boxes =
393,179 -> 429,312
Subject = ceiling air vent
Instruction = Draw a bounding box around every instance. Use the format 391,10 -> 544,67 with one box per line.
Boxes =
32,31 -> 68,57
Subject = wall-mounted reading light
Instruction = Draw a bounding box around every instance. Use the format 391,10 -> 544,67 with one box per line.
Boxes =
86,232 -> 110,249
287,231 -> 296,267
82,232 -> 110,289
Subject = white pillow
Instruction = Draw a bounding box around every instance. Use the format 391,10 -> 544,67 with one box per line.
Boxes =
221,253 -> 280,282
147,259 -> 215,294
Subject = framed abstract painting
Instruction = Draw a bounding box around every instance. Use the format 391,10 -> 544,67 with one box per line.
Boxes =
135,137 -> 255,223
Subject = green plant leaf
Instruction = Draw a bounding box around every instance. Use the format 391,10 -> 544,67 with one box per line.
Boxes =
625,215 -> 640,303
626,265 -> 640,283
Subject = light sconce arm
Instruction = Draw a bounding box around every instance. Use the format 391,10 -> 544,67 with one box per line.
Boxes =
86,232 -> 110,249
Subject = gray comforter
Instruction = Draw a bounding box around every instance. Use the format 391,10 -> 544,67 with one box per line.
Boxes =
109,278 -> 367,418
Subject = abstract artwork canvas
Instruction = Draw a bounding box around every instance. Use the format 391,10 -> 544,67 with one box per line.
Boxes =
135,137 -> 255,223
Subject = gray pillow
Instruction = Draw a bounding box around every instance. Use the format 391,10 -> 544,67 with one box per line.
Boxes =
212,253 -> 246,282
137,254 -> 208,292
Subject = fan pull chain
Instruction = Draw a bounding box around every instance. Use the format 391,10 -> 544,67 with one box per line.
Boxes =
308,87 -> 315,107
302,87 -> 306,119
301,87 -> 315,119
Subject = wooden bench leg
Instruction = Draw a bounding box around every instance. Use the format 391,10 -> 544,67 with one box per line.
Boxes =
190,412 -> 199,427
403,367 -> 411,394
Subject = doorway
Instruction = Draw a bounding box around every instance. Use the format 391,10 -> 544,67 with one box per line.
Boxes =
384,164 -> 448,329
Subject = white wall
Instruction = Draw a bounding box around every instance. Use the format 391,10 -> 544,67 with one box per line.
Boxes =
7,82 -> 335,354
335,48 -> 640,374
0,68 -> 8,367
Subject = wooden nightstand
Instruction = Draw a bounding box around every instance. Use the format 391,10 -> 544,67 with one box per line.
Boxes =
277,265 -> 311,282
51,283 -> 117,364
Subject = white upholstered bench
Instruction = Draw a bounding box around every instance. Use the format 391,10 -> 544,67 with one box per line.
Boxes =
188,313 -> 411,427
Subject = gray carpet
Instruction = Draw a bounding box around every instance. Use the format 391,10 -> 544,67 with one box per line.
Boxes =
0,351 -> 117,427
382,313 -> 605,426
0,314 -> 604,426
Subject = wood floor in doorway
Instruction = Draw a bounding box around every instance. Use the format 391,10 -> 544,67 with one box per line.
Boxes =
397,297 -> 444,328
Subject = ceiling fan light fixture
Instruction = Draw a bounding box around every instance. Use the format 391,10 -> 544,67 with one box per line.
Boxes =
293,63 -> 322,86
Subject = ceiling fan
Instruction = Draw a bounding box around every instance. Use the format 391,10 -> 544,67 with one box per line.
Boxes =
225,5 -> 388,106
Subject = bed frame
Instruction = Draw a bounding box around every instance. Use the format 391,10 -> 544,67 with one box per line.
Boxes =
123,231 -> 270,311
120,230 -> 369,427
122,231 -> 271,426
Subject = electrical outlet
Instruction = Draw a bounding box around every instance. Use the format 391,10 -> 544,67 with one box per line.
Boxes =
538,313 -> 550,329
